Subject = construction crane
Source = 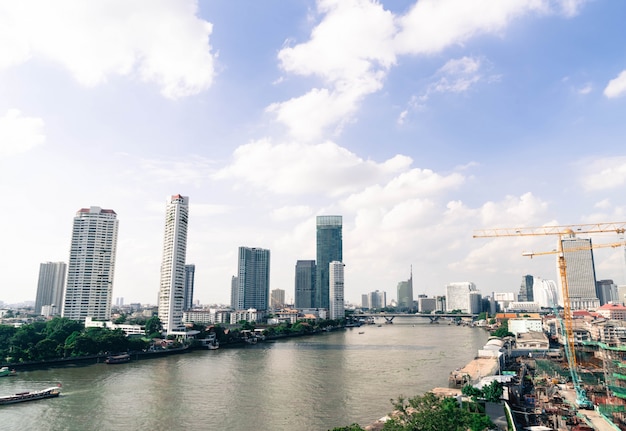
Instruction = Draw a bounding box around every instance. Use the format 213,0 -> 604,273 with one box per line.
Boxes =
473,222 -> 626,410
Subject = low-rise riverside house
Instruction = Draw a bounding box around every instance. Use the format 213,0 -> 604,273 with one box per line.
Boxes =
182,309 -> 231,325
229,308 -> 265,324
515,331 -> 549,350
84,316 -> 144,336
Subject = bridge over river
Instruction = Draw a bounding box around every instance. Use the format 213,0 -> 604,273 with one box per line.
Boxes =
352,313 -> 477,324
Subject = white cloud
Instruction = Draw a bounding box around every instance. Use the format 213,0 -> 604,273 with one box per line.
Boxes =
0,109 -> 45,157
271,205 -> 313,222
604,70 -> 626,99
0,0 -> 215,99
580,157 -> 626,191
214,138 -> 412,196
577,83 -> 592,95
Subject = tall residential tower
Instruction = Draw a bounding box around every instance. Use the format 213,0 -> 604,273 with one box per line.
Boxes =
315,215 -> 342,310
295,260 -> 316,309
62,207 -> 118,321
158,194 -> 189,334
35,262 -> 66,316
235,247 -> 270,311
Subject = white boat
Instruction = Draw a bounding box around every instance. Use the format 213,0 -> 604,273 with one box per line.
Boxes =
0,367 -> 16,377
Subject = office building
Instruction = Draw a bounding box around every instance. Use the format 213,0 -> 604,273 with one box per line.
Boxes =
35,261 -> 66,315
532,277 -> 560,308
560,233 -> 600,310
518,275 -> 534,302
315,215 -> 342,310
158,194 -> 189,334
184,264 -> 195,310
397,268 -> 414,310
235,247 -> 270,311
329,261 -> 345,319
295,260 -> 316,309
597,279 -> 619,306
368,290 -> 386,309
271,288 -> 285,309
361,294 -> 369,309
445,282 -> 478,313
230,275 -> 239,309
62,207 -> 119,321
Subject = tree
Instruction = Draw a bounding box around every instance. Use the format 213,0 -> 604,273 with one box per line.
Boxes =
145,316 -> 163,337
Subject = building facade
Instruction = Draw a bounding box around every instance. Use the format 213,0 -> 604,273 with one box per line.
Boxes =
158,195 -> 189,334
271,288 -> 285,309
315,215 -> 342,310
35,261 -> 66,315
445,282 -> 478,313
235,247 -> 271,311
329,261 -> 345,319
518,274 -> 534,302
294,260 -> 316,309
62,207 -> 119,321
597,279 -> 619,306
183,264 -> 195,311
560,233 -> 600,310
368,290 -> 386,310
397,268 -> 414,310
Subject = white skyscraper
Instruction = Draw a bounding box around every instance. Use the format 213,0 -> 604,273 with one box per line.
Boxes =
329,261 -> 345,319
62,207 -> 118,321
559,233 -> 600,310
445,282 -> 478,313
158,194 -> 189,334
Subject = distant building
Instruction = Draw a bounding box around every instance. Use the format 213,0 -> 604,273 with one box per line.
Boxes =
230,275 -> 239,309
294,260 -> 316,309
418,297 -> 436,313
329,261 -> 345,319
315,215 -> 342,310
35,262 -> 66,315
361,294 -> 369,309
446,282 -> 478,313
560,233 -> 600,310
532,277 -> 560,308
493,291 -> 515,312
271,288 -> 285,309
518,275 -> 534,302
235,247 -> 270,311
368,290 -> 386,310
158,194 -> 189,334
62,206 -> 118,322
596,279 -> 619,306
184,264 -> 195,311
397,268 -> 414,310
596,303 -> 626,320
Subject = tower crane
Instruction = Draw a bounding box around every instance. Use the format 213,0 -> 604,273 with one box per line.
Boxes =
473,222 -> 626,410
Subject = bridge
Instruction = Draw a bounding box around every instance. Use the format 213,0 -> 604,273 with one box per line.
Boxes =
350,313 -> 477,324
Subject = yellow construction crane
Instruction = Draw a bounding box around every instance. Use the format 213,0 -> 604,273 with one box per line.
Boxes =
473,222 -> 626,409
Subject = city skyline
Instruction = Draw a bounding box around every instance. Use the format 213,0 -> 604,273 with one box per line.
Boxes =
2,1 -> 626,306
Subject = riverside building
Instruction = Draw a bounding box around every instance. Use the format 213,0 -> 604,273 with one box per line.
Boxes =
329,261 -> 345,319
315,215 -> 342,310
62,207 -> 119,321
295,260 -> 316,309
35,261 -> 66,316
234,247 -> 270,311
158,194 -> 189,334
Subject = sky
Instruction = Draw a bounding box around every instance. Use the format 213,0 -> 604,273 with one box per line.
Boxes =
2,0 -> 626,307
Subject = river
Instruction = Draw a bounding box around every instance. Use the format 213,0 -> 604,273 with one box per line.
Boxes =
1,321 -> 490,431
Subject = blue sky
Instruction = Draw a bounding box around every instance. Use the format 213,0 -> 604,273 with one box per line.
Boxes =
1,0 -> 626,306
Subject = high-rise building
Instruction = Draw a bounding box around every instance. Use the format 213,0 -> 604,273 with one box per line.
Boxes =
361,294 -> 369,309
235,247 -> 270,311
62,207 -> 119,321
315,215 -> 342,310
560,233 -> 600,310
397,268 -> 414,310
271,288 -> 285,309
329,261 -> 345,319
35,262 -> 66,315
230,275 -> 239,309
518,275 -> 534,302
445,282 -> 478,313
532,277 -> 560,308
184,264 -> 195,310
597,279 -> 619,306
295,260 -> 316,309
158,194 -> 189,334
368,290 -> 386,309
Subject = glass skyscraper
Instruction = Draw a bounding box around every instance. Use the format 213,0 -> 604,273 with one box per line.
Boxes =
315,215 -> 342,310
35,261 -> 66,316
560,233 -> 600,310
295,260 -> 316,309
63,207 -> 118,321
235,247 -> 271,311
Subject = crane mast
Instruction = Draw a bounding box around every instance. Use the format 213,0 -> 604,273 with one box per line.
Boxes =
473,222 -> 626,410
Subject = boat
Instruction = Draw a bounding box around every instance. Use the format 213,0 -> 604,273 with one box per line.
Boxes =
105,353 -> 131,364
0,385 -> 61,405
0,367 -> 16,377
358,331 -> 365,334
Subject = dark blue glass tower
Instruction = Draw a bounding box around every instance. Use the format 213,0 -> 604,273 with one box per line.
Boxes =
315,216 -> 342,310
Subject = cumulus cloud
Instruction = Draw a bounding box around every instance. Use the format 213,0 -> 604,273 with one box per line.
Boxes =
604,70 -> 626,99
0,109 -> 45,157
580,157 -> 626,191
0,0 -> 215,98
214,138 -> 412,196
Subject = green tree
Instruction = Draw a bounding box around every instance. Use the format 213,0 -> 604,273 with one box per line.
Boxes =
145,316 -> 163,337
481,380 -> 503,403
